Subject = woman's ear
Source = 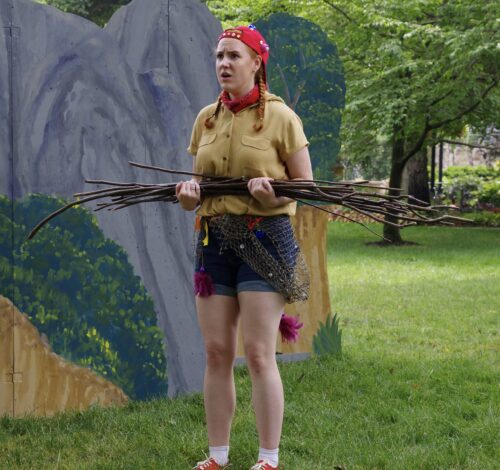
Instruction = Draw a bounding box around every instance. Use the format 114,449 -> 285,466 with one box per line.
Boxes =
254,55 -> 262,73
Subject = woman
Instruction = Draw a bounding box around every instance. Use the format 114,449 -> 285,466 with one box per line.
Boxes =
176,25 -> 313,470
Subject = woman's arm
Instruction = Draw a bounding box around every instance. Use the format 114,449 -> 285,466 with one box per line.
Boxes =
247,146 -> 313,208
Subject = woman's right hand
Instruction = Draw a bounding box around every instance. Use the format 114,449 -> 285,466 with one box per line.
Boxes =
175,179 -> 201,211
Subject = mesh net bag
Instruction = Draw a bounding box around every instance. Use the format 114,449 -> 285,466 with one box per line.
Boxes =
200,214 -> 309,303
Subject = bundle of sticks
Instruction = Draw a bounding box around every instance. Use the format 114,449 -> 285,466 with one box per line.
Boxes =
27,161 -> 467,241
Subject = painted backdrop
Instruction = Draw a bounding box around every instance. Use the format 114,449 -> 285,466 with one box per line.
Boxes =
0,0 -> 345,405
1,0 -> 221,398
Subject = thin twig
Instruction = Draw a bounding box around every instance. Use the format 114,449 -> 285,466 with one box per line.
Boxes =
27,165 -> 471,240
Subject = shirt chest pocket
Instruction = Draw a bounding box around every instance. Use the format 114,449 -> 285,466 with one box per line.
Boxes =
199,133 -> 217,147
241,135 -> 271,151
240,135 -> 274,177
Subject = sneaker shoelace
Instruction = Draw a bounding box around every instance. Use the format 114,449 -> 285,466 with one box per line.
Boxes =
250,461 -> 274,470
194,458 -> 217,469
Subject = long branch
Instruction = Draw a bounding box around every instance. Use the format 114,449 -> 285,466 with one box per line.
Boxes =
27,166 -> 470,241
401,79 -> 498,166
440,139 -> 499,151
321,0 -> 358,24
428,79 -> 498,131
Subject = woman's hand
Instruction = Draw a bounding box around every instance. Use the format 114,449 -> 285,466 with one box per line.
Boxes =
175,179 -> 201,211
247,146 -> 313,208
247,177 -> 287,208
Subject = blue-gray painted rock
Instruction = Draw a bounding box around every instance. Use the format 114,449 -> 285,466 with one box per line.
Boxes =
0,0 -> 222,396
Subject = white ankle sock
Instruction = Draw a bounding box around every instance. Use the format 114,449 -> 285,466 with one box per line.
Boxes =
258,447 -> 279,467
209,445 -> 229,465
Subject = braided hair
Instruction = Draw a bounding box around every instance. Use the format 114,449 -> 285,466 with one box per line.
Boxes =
204,92 -> 223,129
253,66 -> 266,132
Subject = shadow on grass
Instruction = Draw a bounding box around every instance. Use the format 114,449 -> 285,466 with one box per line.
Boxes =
366,240 -> 420,247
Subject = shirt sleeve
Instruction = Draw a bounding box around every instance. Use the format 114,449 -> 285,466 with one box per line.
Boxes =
187,110 -> 204,156
278,111 -> 309,162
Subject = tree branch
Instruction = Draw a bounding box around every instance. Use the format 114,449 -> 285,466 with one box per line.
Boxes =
321,0 -> 358,24
428,89 -> 455,108
290,49 -> 307,110
428,79 -> 498,131
440,139 -> 500,151
400,117 -> 430,166
275,63 -> 292,106
291,80 -> 307,111
401,79 -> 498,166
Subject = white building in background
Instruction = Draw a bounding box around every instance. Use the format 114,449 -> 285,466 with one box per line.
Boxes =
442,128 -> 499,168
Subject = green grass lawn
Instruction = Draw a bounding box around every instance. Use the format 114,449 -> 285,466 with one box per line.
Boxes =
1,224 -> 498,469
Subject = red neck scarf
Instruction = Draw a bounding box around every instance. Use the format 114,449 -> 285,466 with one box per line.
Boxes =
221,85 -> 260,114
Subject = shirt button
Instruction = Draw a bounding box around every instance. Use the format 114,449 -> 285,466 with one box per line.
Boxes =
218,197 -> 222,202
223,156 -> 227,161
226,133 -> 230,138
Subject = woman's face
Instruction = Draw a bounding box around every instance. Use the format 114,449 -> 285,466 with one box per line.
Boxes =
216,38 -> 262,99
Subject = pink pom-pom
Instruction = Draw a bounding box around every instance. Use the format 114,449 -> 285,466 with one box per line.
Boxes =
279,313 -> 304,343
194,267 -> 215,297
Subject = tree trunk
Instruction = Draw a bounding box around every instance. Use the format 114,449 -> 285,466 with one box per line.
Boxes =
383,136 -> 405,243
405,147 -> 431,205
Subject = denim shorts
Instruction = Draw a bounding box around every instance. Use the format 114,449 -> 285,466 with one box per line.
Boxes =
195,224 -> 279,297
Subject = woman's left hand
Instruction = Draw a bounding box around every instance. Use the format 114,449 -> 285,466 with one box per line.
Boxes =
247,177 -> 283,208
247,146 -> 312,209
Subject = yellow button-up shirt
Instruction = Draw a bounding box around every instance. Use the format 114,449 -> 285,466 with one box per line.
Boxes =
188,92 -> 309,217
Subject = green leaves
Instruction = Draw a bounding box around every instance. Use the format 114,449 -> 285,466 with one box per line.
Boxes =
203,0 -> 498,178
312,313 -> 342,358
442,164 -> 500,210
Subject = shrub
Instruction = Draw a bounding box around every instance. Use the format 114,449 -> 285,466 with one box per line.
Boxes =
478,181 -> 500,208
442,164 -> 499,209
468,211 -> 500,227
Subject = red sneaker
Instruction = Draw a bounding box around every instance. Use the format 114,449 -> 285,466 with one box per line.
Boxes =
193,457 -> 229,469
250,460 -> 278,470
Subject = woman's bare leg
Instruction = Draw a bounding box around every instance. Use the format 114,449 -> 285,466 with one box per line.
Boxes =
238,291 -> 285,449
196,294 -> 240,446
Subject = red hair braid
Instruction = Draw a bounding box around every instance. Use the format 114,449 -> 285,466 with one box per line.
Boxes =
204,93 -> 224,129
253,74 -> 266,132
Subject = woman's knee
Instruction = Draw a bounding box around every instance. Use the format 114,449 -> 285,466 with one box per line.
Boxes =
244,343 -> 276,376
205,341 -> 236,370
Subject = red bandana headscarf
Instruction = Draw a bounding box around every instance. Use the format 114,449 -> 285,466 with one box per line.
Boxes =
218,24 -> 270,113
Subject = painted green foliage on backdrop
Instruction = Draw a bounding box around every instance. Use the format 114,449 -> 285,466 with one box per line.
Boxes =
0,194 -> 167,400
256,13 -> 346,180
